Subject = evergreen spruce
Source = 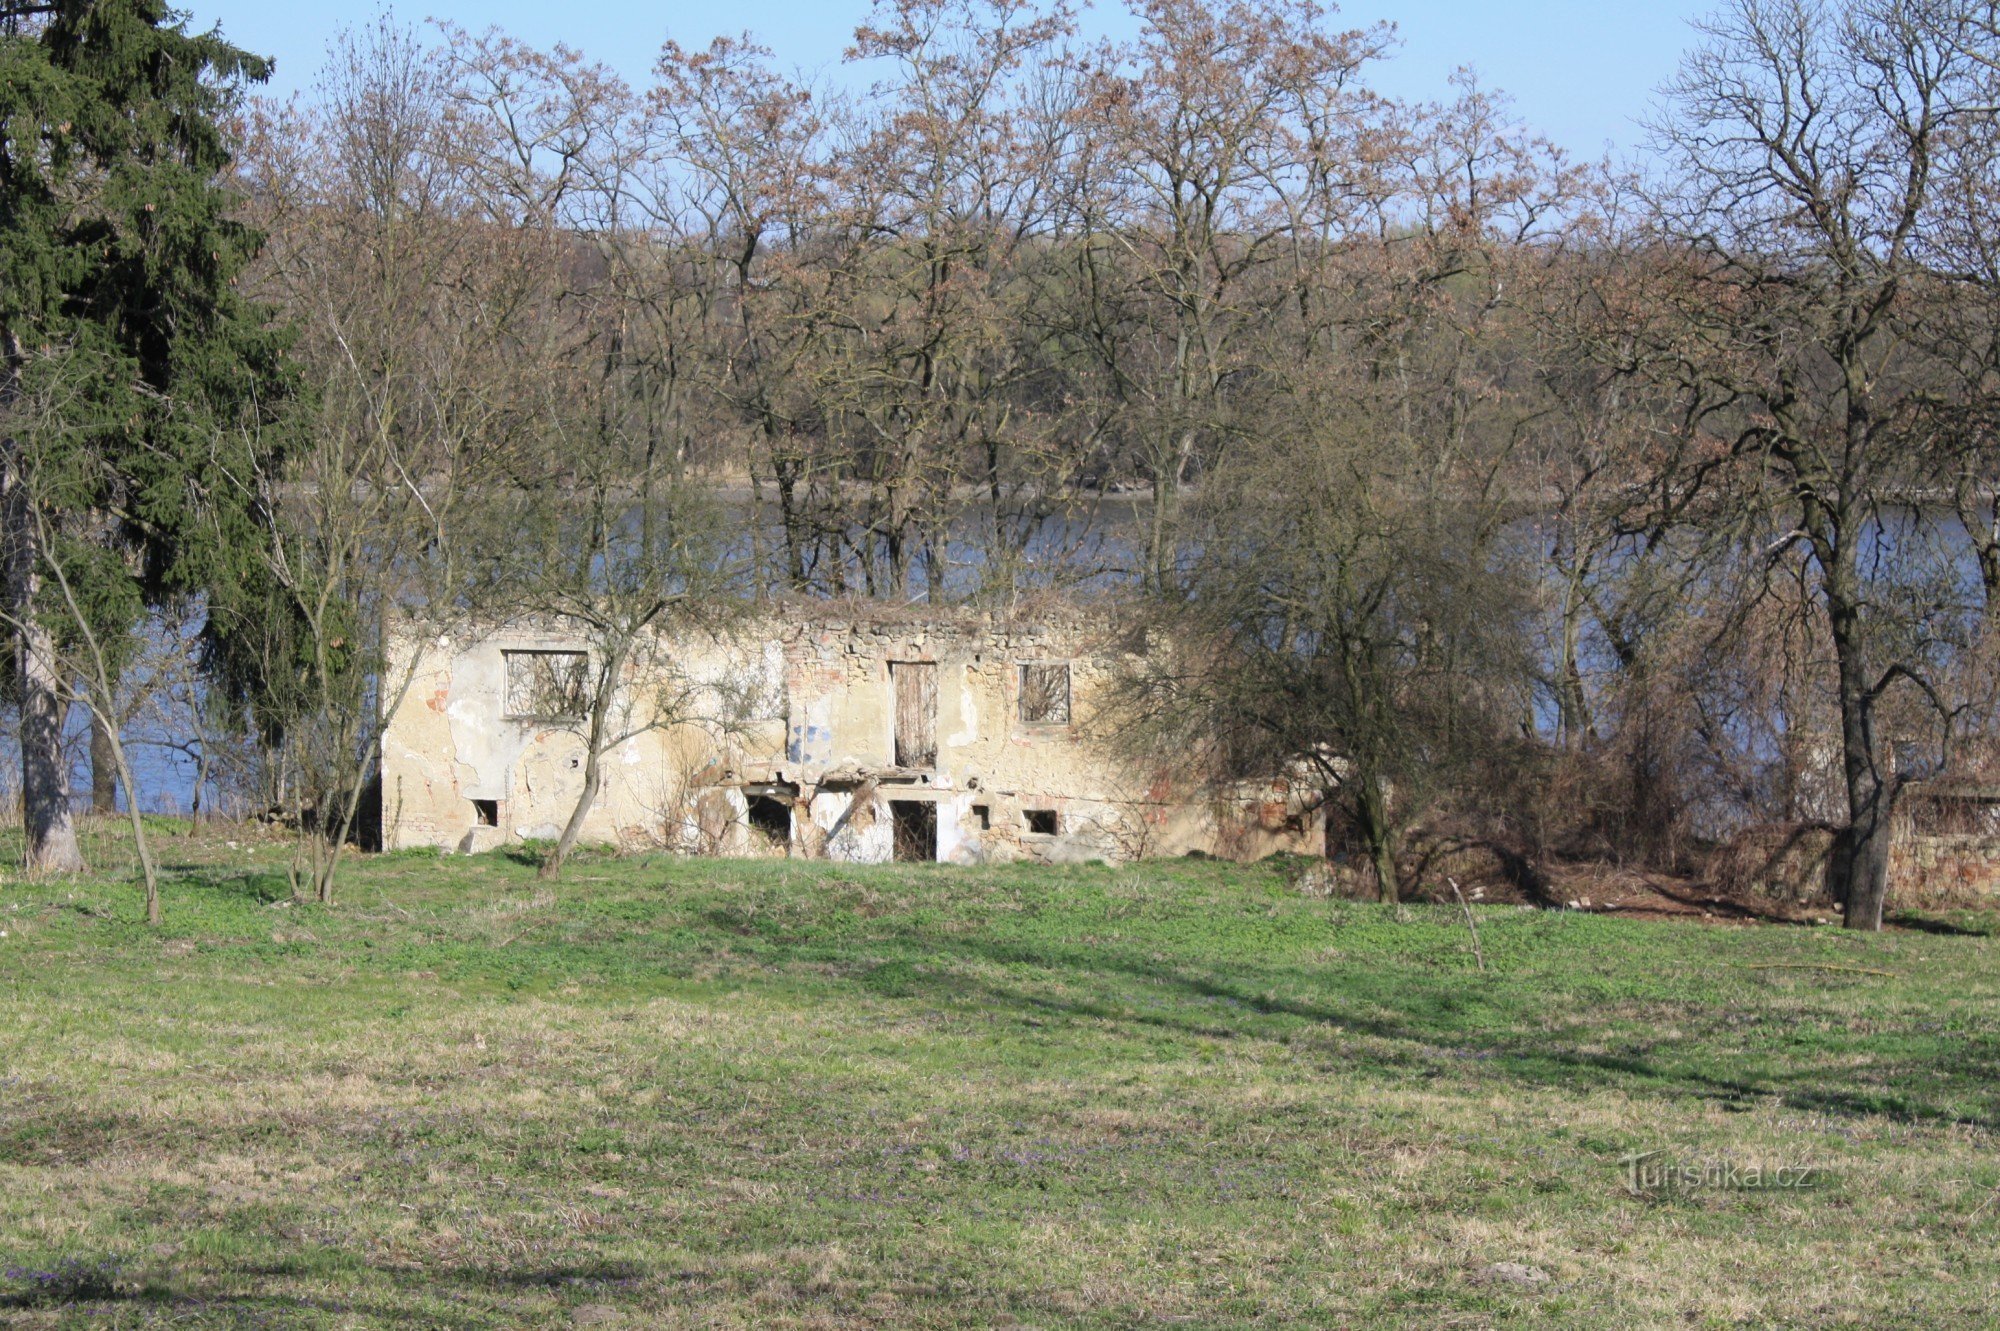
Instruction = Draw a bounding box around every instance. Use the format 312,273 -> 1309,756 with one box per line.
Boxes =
0,0 -> 288,871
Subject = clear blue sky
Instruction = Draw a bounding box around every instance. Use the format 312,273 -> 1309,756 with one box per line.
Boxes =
190,0 -> 1716,161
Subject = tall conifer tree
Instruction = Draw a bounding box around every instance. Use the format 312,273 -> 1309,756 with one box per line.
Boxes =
0,0 -> 287,871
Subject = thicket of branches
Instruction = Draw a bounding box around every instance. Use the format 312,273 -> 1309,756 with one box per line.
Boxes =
7,0 -> 2000,927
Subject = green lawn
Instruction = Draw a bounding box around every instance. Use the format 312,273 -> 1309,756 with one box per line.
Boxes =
1,823 -> 1997,1327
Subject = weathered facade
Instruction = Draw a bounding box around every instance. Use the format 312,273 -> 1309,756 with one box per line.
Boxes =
1709,782 -> 2000,910
379,607 -> 1323,865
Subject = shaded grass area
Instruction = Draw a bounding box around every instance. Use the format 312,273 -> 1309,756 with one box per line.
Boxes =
1,828 -> 1997,1327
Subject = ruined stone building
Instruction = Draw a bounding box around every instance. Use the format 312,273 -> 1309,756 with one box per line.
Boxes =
1709,738 -> 2000,910
378,606 -> 1323,864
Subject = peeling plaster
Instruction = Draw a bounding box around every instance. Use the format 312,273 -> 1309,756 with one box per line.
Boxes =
380,612 -> 1325,866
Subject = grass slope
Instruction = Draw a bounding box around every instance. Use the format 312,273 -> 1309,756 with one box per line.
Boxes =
1,825 -> 1997,1327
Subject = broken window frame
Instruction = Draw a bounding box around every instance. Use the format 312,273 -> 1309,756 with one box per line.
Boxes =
1017,662 -> 1072,727
503,648 -> 592,721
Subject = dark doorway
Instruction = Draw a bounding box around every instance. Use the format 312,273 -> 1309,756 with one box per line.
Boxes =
746,793 -> 791,846
891,800 -> 937,863
891,662 -> 938,768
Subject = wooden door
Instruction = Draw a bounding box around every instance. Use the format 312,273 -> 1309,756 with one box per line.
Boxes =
892,662 -> 937,768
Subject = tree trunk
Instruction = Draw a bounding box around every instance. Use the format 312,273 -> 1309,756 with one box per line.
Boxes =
2,448 -> 85,874
1146,429 -> 1197,594
314,750 -> 375,906
1830,691 -> 1893,931
93,700 -> 160,924
90,707 -> 119,814
1352,771 -> 1401,903
1827,809 -> 1892,933
542,644 -> 623,881
542,733 -> 605,882
16,612 -> 84,874
1826,574 -> 1891,931
776,463 -> 807,591
1555,559 -> 1593,749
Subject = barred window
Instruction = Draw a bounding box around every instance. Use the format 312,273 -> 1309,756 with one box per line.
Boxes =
504,649 -> 589,720
1018,662 -> 1071,725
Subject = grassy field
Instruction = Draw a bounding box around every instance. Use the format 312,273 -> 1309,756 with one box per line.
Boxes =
1,821 -> 1997,1328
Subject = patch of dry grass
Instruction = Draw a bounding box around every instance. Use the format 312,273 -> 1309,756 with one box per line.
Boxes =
0,828 -> 1995,1326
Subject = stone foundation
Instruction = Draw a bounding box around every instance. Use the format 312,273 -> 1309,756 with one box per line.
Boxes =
1890,834 -> 2000,906
1709,823 -> 2000,909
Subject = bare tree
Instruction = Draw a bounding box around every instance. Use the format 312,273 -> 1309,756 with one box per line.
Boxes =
651,35 -> 837,593
1080,0 -> 1390,589
1643,0 -> 1998,928
1121,76 -> 1571,899
417,27 -> 748,880
221,17 -> 570,904
490,416 -> 738,879
0,352 -> 159,915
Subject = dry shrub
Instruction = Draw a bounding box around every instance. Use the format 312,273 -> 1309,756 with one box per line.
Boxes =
1706,824 -> 1839,905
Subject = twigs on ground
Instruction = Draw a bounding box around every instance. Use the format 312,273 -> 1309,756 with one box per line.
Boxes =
1448,877 -> 1485,973
1740,963 -> 1897,978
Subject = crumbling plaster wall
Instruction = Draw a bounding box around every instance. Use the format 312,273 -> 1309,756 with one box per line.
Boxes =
380,611 -> 1324,865
773,616 -> 1241,865
382,624 -> 785,855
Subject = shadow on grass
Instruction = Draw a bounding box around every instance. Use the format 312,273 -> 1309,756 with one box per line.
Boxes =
843,929 -> 2000,1131
185,1257 -> 645,1325
1634,879 -> 1815,925
7,1251 -> 618,1328
1889,911 -> 1998,938
378,879 -> 1999,1131
0,1288 -> 496,1330
326,861 -> 2000,1133
1,1255 -> 659,1328
454,1258 -> 645,1289
155,870 -> 295,905
241,1254 -> 644,1291
103,853 -> 2000,1134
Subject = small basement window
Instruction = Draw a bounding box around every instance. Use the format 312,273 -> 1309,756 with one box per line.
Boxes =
504,649 -> 590,720
471,798 -> 499,827
1019,663 -> 1072,725
971,803 -> 991,831
1025,808 -> 1058,836
746,793 -> 791,844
